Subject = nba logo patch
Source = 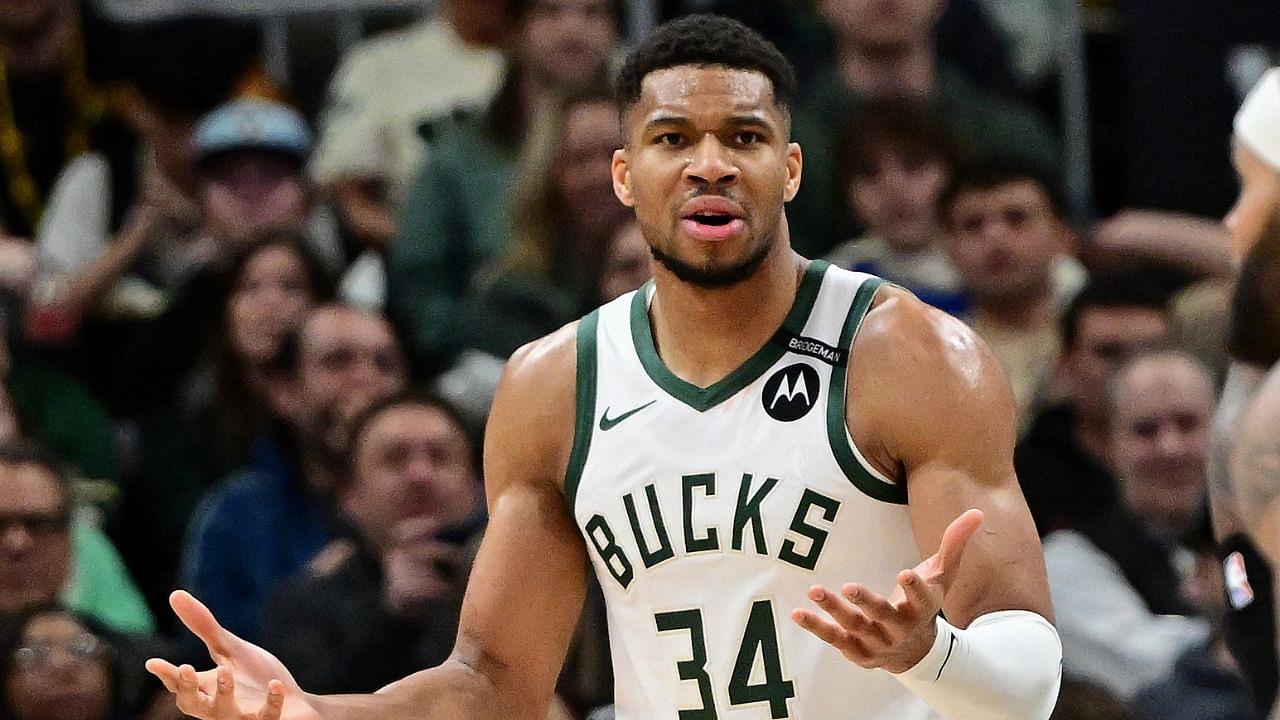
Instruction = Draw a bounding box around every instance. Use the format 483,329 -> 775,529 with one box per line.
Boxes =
1224,551 -> 1255,610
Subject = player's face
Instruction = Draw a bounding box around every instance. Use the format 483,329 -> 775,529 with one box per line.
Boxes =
943,180 -> 1067,306
612,66 -> 802,288
1109,358 -> 1213,532
1225,141 -> 1280,260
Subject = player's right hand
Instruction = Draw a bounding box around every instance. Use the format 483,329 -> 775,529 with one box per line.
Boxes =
145,590 -> 321,720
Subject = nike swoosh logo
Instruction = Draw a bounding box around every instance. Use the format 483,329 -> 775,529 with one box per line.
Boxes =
599,400 -> 657,431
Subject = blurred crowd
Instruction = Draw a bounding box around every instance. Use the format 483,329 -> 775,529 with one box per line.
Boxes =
0,0 -> 1275,719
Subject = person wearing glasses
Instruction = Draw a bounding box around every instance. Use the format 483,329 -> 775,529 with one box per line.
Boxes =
0,602 -> 129,720
0,441 -> 149,634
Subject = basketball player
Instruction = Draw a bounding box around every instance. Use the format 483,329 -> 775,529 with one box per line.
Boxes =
1216,66 -> 1280,717
145,15 -> 1062,720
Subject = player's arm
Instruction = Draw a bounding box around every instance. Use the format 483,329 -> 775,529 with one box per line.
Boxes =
794,287 -> 1060,720
147,326 -> 589,720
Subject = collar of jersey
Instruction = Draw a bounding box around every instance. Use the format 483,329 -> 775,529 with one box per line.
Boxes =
630,259 -> 829,412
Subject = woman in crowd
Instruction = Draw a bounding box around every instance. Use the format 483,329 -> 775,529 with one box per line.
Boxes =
459,84 -> 630,358
111,231 -> 334,622
0,604 -> 132,720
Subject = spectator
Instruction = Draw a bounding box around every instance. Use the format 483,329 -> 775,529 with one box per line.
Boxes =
939,158 -> 1084,430
30,17 -> 261,334
598,221 -> 650,303
1044,350 -> 1215,698
826,97 -> 967,315
1016,272 -> 1172,535
311,0 -> 508,252
459,84 -> 627,357
0,441 -> 150,635
179,303 -> 407,644
0,307 -> 116,488
190,100 -> 341,267
788,0 -> 1059,256
261,394 -> 481,694
388,0 -> 622,373
0,0 -> 137,290
0,603 -> 137,720
1134,516 -> 1261,720
113,233 -> 334,620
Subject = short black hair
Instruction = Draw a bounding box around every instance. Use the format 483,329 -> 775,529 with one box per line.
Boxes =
615,14 -> 797,121
1060,271 -> 1171,350
938,156 -> 1067,227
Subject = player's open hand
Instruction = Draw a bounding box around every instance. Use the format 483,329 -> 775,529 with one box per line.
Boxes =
144,591 -> 321,720
791,508 -> 983,674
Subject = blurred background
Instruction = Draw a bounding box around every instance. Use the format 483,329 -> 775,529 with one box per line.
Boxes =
0,1 -> 1276,719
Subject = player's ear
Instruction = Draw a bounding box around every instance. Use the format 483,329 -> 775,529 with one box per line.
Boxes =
613,148 -> 635,207
783,142 -> 803,203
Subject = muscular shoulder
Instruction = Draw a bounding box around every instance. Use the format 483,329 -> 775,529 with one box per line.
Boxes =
484,322 -> 580,490
848,286 -> 1018,476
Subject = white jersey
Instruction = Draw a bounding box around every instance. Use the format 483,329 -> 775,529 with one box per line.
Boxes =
566,261 -> 938,719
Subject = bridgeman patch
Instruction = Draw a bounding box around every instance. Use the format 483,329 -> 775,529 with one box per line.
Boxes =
763,363 -> 820,422
775,330 -> 847,366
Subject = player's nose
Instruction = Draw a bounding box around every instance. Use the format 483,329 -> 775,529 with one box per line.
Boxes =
684,134 -> 738,186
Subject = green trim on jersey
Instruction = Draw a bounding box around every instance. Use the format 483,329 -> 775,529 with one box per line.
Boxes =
630,260 -> 830,412
827,278 -> 909,504
564,311 -> 600,513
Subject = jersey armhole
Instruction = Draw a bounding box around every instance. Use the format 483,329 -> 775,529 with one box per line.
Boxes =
826,279 -> 909,505
563,310 -> 600,514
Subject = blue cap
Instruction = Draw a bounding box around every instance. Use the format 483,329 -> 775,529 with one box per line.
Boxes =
195,98 -> 312,163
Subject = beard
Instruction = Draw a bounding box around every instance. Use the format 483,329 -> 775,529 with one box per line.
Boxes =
649,233 -> 775,289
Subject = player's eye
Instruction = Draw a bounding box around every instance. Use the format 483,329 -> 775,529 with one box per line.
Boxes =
656,133 -> 684,147
734,131 -> 763,146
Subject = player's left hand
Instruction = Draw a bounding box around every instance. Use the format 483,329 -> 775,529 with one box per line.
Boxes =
791,508 -> 983,674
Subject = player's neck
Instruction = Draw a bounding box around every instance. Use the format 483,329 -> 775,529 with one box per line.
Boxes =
836,40 -> 935,98
647,246 -> 804,389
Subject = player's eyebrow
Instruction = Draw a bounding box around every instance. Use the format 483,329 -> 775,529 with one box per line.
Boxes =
642,113 -> 776,133
642,114 -> 691,131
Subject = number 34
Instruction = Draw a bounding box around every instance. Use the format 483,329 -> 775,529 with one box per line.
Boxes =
655,599 -> 796,719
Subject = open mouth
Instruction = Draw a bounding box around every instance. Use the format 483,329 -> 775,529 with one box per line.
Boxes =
689,213 -> 735,226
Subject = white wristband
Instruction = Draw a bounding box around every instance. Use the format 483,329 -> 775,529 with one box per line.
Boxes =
891,611 -> 1062,720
